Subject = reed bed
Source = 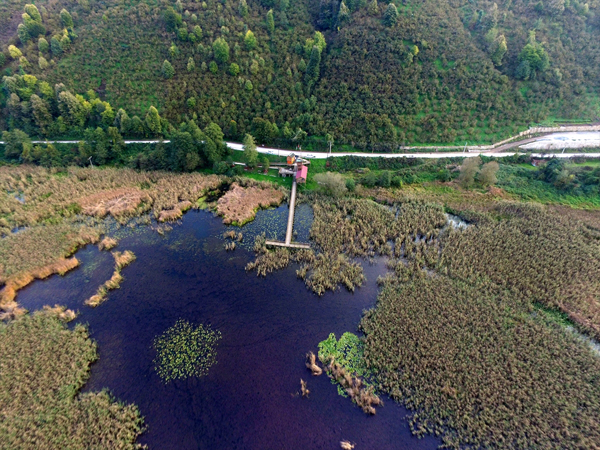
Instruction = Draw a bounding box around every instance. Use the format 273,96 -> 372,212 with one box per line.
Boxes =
85,251 -> 136,307
98,236 -> 118,250
247,196 -> 446,295
0,166 -> 223,233
0,222 -> 100,313
439,201 -> 600,338
340,441 -> 355,449
216,181 -> 285,226
361,271 -> 600,448
0,310 -> 144,449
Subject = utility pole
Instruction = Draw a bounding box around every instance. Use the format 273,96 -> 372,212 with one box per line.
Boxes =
88,156 -> 93,168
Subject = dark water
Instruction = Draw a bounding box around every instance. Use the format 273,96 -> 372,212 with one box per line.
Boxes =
17,207 -> 439,450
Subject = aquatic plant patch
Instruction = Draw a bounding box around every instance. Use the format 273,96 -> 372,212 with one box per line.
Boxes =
153,319 -> 222,383
318,332 -> 371,396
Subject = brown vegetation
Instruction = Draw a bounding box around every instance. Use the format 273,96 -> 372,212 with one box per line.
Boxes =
340,441 -> 355,450
0,221 -> 95,315
157,200 -> 193,222
305,351 -> 323,376
0,166 -> 222,234
79,187 -> 151,218
217,181 -> 285,226
0,310 -> 144,448
98,236 -> 118,251
300,379 -> 310,398
326,360 -> 381,415
85,251 -> 136,307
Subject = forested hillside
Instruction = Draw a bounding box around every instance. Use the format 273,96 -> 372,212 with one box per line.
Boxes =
1,0 -> 599,149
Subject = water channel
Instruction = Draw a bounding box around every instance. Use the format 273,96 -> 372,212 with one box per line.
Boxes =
16,205 -> 440,449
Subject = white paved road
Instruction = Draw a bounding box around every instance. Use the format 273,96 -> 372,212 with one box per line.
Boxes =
1,133 -> 599,159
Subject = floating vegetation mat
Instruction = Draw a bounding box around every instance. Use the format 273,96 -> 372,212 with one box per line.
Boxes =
153,320 -> 222,383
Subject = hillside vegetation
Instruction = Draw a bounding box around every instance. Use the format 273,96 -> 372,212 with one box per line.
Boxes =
1,0 -> 599,149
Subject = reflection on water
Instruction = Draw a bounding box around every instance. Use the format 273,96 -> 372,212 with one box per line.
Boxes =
17,208 -> 439,450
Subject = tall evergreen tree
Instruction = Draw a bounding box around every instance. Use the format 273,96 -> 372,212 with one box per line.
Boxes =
239,0 -> 249,17
338,1 -> 350,26
305,46 -> 321,87
162,60 -> 175,79
244,30 -> 257,50
383,3 -> 398,27
60,9 -> 74,28
266,10 -> 275,34
145,106 -> 162,135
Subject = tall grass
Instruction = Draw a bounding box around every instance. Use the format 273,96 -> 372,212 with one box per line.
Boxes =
0,310 -> 144,449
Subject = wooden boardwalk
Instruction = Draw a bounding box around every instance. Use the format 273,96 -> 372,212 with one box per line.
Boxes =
265,178 -> 310,249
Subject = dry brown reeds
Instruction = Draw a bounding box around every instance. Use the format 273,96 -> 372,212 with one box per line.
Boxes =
223,230 -> 237,239
217,182 -> 285,226
85,251 -> 136,307
158,200 -> 193,222
300,379 -> 310,397
0,166 -> 223,235
41,304 -> 77,322
79,187 -> 151,218
1,257 -> 80,306
113,250 -> 136,270
326,360 -> 381,415
340,441 -> 355,449
98,236 -> 118,251
224,242 -> 236,251
305,352 -> 323,376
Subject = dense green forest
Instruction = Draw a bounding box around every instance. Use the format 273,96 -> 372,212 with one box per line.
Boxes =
1,0 -> 599,150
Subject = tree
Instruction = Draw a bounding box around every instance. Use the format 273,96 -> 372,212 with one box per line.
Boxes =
193,25 -> 202,40
305,46 -> 321,87
213,38 -> 230,63
383,3 -> 398,27
38,38 -> 49,53
516,33 -> 549,80
490,34 -> 507,66
114,109 -> 131,134
262,156 -> 270,173
24,4 -> 41,22
245,30 -> 257,50
60,9 -> 74,28
314,172 -> 348,197
368,0 -> 379,16
22,12 -> 45,38
243,133 -> 258,167
187,57 -> 195,72
145,106 -> 162,135
266,10 -> 275,34
244,79 -> 253,90
162,60 -> 175,79
229,63 -> 240,76
38,56 -> 49,70
51,36 -> 62,55
478,161 -> 499,186
8,45 -> 22,59
30,94 -> 53,132
164,7 -> 182,31
239,0 -> 249,17
458,156 -> 482,188
18,24 -> 30,44
252,118 -> 276,144
338,1 -> 350,26
2,129 -> 32,159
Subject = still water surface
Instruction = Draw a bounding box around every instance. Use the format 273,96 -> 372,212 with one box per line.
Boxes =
17,207 -> 439,450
